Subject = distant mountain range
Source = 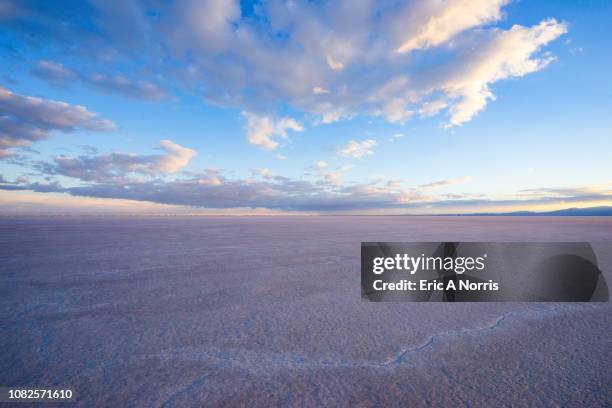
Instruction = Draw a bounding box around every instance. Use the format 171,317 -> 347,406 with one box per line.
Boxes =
455,206 -> 612,216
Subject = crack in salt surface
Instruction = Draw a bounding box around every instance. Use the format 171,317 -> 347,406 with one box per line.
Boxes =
158,304 -> 595,407
379,306 -> 524,367
161,304 -> 589,373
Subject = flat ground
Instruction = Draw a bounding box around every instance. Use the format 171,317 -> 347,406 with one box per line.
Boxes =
1,216 -> 611,407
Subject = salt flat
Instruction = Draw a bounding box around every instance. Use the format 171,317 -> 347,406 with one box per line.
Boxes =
1,216 -> 611,407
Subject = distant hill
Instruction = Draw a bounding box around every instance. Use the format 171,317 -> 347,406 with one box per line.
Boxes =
457,206 -> 612,216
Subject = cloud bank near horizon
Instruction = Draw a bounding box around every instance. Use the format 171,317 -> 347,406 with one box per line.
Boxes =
2,156 -> 611,213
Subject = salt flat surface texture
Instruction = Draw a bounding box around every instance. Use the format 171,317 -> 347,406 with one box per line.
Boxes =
1,216 -> 611,407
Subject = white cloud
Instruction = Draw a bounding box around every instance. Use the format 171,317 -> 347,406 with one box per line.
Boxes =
313,86 -> 330,95
394,0 -> 509,53
375,98 -> 414,123
386,180 -> 403,188
314,160 -> 328,170
441,19 -> 568,126
319,165 -> 353,187
419,100 -> 448,118
305,160 -> 329,177
322,172 -> 341,187
197,169 -> 223,186
326,55 -> 344,71
318,108 -> 350,125
388,133 -> 405,142
242,112 -> 304,150
155,140 -> 197,173
337,139 -> 377,159
253,168 -> 275,179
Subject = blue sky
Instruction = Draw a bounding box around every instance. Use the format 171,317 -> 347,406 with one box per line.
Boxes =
0,0 -> 610,214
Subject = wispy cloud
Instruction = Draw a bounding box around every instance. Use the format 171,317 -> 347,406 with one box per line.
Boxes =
337,139 -> 377,159
419,176 -> 472,189
0,86 -> 115,157
418,100 -> 448,118
388,133 -> 405,142
32,60 -> 168,101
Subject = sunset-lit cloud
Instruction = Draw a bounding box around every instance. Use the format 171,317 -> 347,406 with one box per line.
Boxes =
39,140 -> 196,182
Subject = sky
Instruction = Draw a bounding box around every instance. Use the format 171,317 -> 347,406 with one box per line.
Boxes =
0,0 -> 611,215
